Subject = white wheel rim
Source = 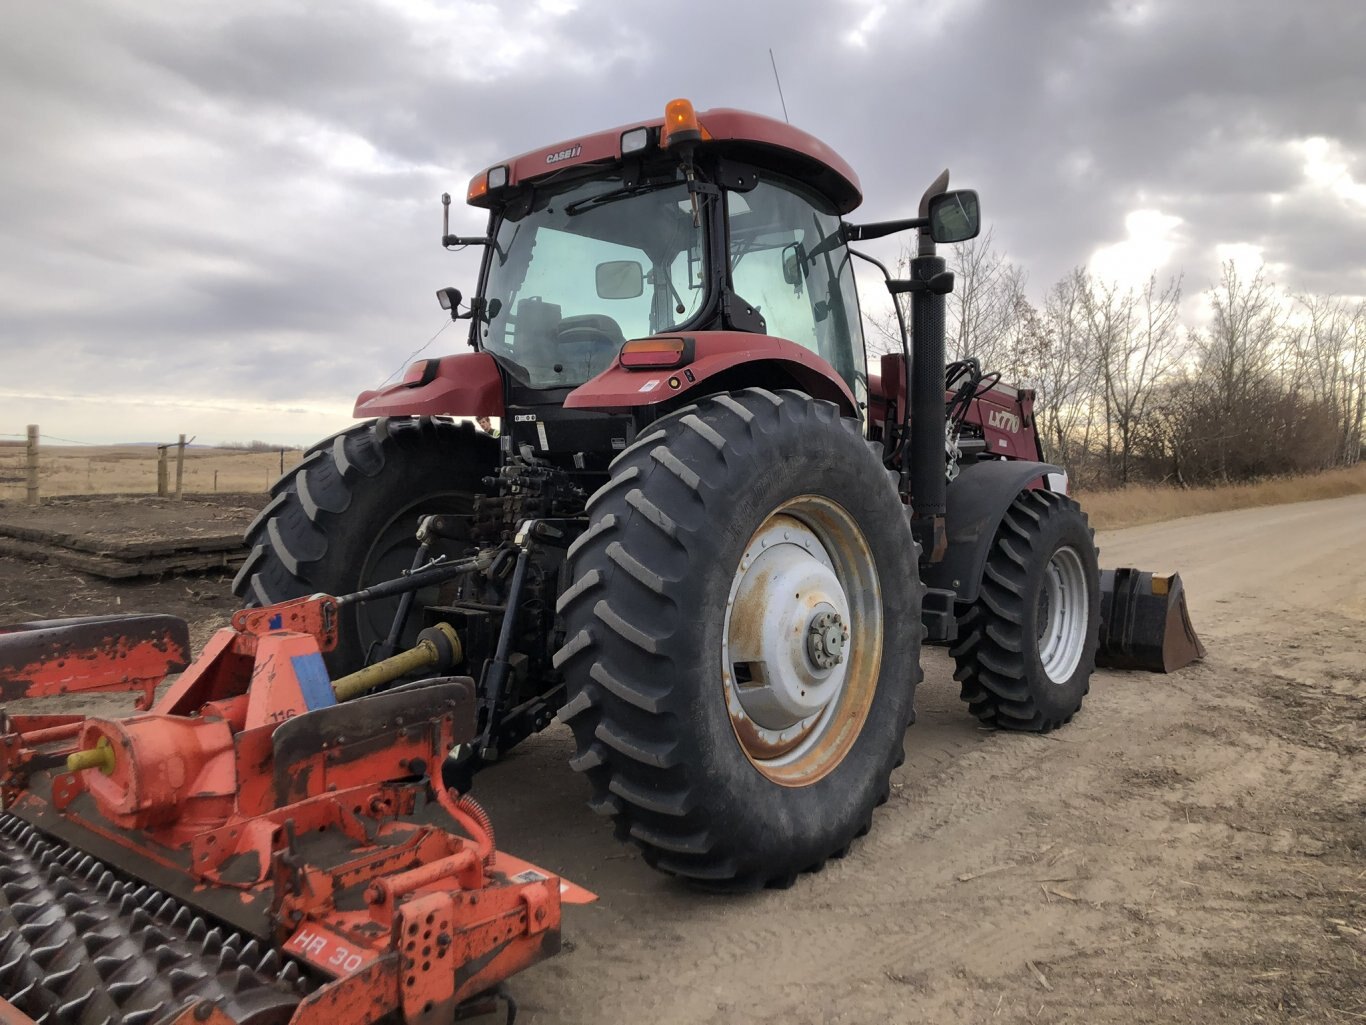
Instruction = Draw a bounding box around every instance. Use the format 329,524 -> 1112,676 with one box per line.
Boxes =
1037,545 -> 1088,684
721,496 -> 883,786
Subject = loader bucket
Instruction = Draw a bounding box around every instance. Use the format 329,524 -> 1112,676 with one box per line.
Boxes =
1096,568 -> 1206,673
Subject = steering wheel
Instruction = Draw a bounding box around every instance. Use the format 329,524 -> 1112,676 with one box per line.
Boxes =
557,325 -> 618,348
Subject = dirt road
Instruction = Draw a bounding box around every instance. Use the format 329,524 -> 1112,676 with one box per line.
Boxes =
0,494 -> 1361,1023
480,494 -> 1366,1024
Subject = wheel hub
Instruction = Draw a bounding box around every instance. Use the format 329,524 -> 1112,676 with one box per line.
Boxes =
1038,544 -> 1089,684
726,521 -> 850,732
806,609 -> 849,670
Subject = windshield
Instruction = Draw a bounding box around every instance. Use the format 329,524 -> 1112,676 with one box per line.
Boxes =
479,171 -> 707,389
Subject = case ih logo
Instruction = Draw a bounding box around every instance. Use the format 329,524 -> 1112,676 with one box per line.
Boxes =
545,145 -> 582,165
988,409 -> 1021,433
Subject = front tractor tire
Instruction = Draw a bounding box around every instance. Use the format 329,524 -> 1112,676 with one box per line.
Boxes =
555,389 -> 923,890
232,416 -> 495,674
951,489 -> 1100,731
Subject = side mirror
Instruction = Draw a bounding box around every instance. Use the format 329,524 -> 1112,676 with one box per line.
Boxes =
436,286 -> 462,322
927,190 -> 981,244
781,243 -> 807,288
595,260 -> 644,299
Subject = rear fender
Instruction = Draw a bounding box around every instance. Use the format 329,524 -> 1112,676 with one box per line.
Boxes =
922,459 -> 1063,604
353,352 -> 504,418
563,333 -> 858,417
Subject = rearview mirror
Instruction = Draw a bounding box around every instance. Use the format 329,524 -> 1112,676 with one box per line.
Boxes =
927,190 -> 981,244
781,243 -> 807,288
595,260 -> 644,299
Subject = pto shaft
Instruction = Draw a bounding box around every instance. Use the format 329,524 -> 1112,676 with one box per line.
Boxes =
66,737 -> 116,775
331,623 -> 462,702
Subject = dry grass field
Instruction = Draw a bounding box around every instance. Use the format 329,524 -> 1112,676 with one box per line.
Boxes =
0,442 -> 305,501
4,439 -> 1364,531
1075,462 -> 1366,529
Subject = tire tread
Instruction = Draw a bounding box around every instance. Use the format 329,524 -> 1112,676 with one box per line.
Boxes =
554,388 -> 922,889
951,489 -> 1099,731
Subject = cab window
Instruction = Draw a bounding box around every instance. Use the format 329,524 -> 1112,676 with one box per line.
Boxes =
726,178 -> 867,400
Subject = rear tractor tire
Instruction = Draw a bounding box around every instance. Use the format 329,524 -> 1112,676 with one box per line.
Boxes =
951,488 -> 1100,731
232,416 -> 495,675
555,389 -> 923,890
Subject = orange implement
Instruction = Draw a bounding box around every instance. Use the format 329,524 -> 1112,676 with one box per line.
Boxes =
0,594 -> 592,1025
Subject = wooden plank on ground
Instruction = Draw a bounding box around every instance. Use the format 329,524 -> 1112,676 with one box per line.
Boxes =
0,536 -> 245,580
0,520 -> 244,558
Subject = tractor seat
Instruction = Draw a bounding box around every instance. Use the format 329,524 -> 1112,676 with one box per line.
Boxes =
556,315 -> 627,377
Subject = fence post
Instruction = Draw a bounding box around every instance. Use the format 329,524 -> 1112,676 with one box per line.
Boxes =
174,434 -> 186,500
25,425 -> 39,506
157,446 -> 169,497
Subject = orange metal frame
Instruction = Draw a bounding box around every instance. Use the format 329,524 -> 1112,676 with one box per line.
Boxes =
0,595 -> 592,1025
0,613 -> 192,710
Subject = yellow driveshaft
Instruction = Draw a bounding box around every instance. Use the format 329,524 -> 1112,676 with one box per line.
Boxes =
67,736 -> 116,775
331,622 -> 462,702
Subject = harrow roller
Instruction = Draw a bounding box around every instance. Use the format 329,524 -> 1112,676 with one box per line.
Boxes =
0,815 -> 303,1025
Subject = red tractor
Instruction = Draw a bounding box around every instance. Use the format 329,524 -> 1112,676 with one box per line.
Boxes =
227,100 -> 1176,891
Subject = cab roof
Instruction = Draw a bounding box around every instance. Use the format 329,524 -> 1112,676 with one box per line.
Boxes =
468,105 -> 863,215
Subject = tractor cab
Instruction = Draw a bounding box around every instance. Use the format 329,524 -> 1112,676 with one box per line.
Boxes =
455,101 -> 871,410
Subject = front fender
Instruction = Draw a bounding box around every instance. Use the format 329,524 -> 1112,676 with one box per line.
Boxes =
353,352 -> 504,418
923,459 -> 1063,604
563,332 -> 858,417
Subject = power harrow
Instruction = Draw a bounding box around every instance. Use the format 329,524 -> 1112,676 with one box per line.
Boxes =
0,567 -> 592,1025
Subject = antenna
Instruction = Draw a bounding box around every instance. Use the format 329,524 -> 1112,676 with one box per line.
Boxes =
768,49 -> 790,124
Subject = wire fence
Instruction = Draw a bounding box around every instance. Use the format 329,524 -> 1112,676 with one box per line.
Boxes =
0,427 -> 304,504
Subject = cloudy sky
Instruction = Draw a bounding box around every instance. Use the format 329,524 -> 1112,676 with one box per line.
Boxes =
2,0 -> 1363,445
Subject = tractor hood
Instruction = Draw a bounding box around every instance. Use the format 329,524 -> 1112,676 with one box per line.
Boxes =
564,332 -> 859,417
353,351 -> 504,418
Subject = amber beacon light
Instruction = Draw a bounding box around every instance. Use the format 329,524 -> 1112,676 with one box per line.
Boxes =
660,98 -> 703,148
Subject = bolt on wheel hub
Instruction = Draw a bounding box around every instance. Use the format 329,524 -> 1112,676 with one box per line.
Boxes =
806,610 -> 849,670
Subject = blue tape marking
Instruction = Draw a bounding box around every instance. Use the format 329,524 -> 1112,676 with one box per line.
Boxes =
291,653 -> 336,710
269,614 -> 283,630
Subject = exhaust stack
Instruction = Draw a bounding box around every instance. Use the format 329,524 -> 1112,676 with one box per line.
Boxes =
908,170 -> 952,560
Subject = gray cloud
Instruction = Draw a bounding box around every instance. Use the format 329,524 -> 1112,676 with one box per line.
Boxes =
1,0 -> 1363,443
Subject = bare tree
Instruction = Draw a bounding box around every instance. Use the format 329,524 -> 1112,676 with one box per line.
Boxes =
1075,276 -> 1134,480
1295,293 -> 1366,466
946,229 -> 1032,375
1134,372 -> 1205,485
860,235 -> 1358,485
862,228 -> 1031,375
1020,268 -> 1102,476
1200,261 -> 1284,480
1104,274 -> 1185,485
